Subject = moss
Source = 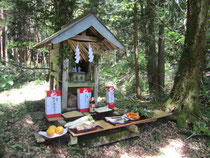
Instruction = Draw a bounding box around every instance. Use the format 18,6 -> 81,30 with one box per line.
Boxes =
78,129 -> 138,147
172,110 -> 187,128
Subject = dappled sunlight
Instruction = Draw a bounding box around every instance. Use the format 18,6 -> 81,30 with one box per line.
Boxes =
0,81 -> 48,105
145,139 -> 184,158
120,152 -> 139,158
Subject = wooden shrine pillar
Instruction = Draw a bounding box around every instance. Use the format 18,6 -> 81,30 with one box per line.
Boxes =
94,56 -> 100,105
61,58 -> 69,111
49,63 -> 54,90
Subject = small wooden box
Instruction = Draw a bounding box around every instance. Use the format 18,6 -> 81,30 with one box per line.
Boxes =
71,72 -> 85,81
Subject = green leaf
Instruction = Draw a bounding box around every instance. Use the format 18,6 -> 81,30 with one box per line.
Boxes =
7,80 -> 14,86
0,82 -> 6,88
11,144 -> 23,149
199,126 -> 210,136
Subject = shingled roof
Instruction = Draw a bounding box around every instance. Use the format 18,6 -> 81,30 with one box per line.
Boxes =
33,9 -> 124,51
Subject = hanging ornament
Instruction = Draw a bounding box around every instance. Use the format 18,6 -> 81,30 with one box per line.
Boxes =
88,42 -> 94,62
75,42 -> 80,64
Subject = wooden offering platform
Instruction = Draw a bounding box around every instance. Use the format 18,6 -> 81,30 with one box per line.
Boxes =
69,110 -> 170,137
35,110 -> 171,145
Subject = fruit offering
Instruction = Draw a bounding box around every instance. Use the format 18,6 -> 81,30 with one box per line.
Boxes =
55,126 -> 64,135
48,125 -> 57,131
126,112 -> 140,120
46,127 -> 55,137
46,125 -> 64,137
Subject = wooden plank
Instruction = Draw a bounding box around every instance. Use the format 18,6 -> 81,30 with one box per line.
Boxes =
69,135 -> 78,145
61,58 -> 69,111
34,132 -> 45,143
125,125 -> 139,134
68,81 -> 94,87
50,75 -> 54,90
56,65 -> 61,90
67,39 -> 88,62
69,118 -> 157,137
78,129 -> 139,147
56,119 -> 67,126
94,56 -> 99,105
69,110 -> 171,137
96,120 -> 114,129
71,35 -> 98,42
92,43 -> 110,60
47,117 -> 63,122
153,110 -> 171,118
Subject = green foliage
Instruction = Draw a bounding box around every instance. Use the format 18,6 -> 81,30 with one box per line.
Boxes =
0,63 -> 17,91
186,121 -> 210,140
134,108 -> 155,118
0,61 -> 47,92
8,41 -> 37,49
68,145 -> 95,157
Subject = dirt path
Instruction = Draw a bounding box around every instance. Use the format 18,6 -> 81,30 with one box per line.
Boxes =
0,81 -> 49,105
0,81 -> 209,158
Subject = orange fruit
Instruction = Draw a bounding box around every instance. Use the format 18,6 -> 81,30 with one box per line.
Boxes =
48,125 -> 57,131
55,126 -> 64,135
46,128 -> 55,137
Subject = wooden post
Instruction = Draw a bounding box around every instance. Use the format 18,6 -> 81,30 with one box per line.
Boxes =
94,56 -> 99,105
57,65 -> 61,90
50,63 -> 54,90
62,58 -> 69,111
69,135 -> 78,145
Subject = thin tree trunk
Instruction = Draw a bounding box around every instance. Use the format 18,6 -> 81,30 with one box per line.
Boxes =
146,0 -> 158,96
2,25 -> 8,66
164,0 -> 208,128
35,52 -> 39,67
0,6 -> 2,61
14,48 -> 18,64
133,1 -> 141,99
2,9 -> 8,66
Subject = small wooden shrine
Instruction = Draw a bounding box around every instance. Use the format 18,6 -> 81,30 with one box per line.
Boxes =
33,9 -> 124,111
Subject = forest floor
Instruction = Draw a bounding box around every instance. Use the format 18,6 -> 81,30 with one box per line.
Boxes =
0,81 -> 209,158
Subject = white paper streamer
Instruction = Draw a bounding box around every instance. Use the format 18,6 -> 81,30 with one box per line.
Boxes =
75,42 -> 80,63
88,43 -> 94,62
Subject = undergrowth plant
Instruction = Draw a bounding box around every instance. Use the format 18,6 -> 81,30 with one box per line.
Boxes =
0,61 -> 48,92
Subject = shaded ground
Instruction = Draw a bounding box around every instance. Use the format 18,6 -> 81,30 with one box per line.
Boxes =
0,81 -> 209,158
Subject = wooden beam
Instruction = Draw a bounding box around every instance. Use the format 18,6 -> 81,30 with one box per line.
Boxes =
78,129 -> 139,147
94,56 -> 100,105
34,132 -> 45,143
92,43 -> 110,61
50,75 -> 54,90
61,58 -> 69,111
67,39 -> 88,62
71,35 -> 98,42
69,135 -> 78,145
125,125 -> 139,134
81,30 -> 86,36
56,65 -> 61,90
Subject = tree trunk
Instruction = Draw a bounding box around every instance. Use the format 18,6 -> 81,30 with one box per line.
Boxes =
2,10 -> 8,66
158,24 -> 165,95
133,1 -> 141,99
14,48 -> 18,64
157,0 -> 165,96
164,0 -> 209,128
146,0 -> 158,96
0,6 -> 2,61
35,52 -> 39,67
53,0 -> 75,31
